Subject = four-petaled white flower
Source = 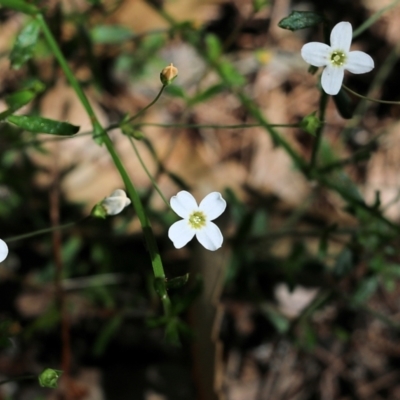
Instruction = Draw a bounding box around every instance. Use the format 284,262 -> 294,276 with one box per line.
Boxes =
301,21 -> 374,95
168,191 -> 226,251
0,239 -> 8,263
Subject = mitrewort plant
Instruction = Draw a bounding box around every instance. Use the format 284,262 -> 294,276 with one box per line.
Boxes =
1,0 -> 400,397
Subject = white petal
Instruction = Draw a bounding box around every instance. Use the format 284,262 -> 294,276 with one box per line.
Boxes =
124,198 -> 132,207
346,51 -> 374,74
199,192 -> 226,221
321,65 -> 344,95
168,220 -> 195,249
170,191 -> 198,219
109,189 -> 127,198
196,222 -> 223,251
0,239 -> 8,263
102,197 -> 127,215
330,21 -> 352,52
301,42 -> 331,67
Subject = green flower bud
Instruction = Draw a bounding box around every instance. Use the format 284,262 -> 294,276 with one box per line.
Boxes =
91,203 -> 108,219
160,63 -> 178,85
38,368 -> 63,388
300,111 -> 321,136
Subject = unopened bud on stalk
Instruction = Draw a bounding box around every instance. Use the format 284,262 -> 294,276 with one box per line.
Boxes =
91,189 -> 131,219
38,368 -> 63,388
160,63 -> 178,85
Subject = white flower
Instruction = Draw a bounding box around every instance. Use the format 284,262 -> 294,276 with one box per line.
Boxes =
0,239 -> 8,263
168,191 -> 226,251
301,21 -> 374,95
102,189 -> 131,215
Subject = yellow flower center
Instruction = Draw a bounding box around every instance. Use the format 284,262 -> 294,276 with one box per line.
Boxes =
188,211 -> 206,229
330,50 -> 346,67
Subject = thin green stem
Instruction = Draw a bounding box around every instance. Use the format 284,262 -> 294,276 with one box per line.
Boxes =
128,136 -> 170,208
35,14 -> 104,139
5,221 -> 77,243
122,86 -> 166,125
135,122 -> 298,129
34,11 -> 171,315
237,92 -> 307,171
10,123 -> 300,151
309,91 -> 328,171
342,84 -> 400,105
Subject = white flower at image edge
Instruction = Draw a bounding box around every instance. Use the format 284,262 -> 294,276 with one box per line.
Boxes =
0,239 -> 8,263
301,21 -> 374,95
168,191 -> 226,251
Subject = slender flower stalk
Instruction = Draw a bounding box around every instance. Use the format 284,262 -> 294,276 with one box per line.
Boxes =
31,10 -> 171,314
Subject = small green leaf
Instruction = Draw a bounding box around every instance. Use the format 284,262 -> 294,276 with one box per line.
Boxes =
120,120 -> 145,140
278,11 -> 324,31
5,84 -> 44,111
262,304 -> 289,334
334,248 -> 353,276
90,25 -> 133,44
333,87 -> 354,119
7,115 -> 79,135
10,19 -> 41,69
205,34 -> 222,61
166,273 -> 189,290
165,85 -> 187,99
219,60 -> 246,87
189,83 -> 225,105
351,277 -> 378,306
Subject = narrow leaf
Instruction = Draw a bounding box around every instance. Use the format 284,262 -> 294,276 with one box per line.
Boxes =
189,83 -> 225,105
6,83 -> 44,110
205,34 -> 222,61
90,25 -> 133,44
278,11 -> 324,31
165,85 -> 187,99
0,0 -> 38,15
7,115 -> 79,136
10,19 -> 41,69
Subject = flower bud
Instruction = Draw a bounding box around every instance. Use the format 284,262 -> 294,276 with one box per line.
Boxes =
38,368 -> 62,388
300,112 -> 321,136
160,63 -> 178,85
91,189 -> 131,219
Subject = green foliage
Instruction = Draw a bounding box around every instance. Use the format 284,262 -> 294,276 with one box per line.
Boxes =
278,11 -> 324,31
90,25 -> 133,44
205,34 -> 222,61
10,19 -> 41,69
0,1 -> 399,396
6,115 -> 80,135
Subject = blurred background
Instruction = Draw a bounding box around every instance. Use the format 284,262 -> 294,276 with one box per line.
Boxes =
1,0 -> 400,399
